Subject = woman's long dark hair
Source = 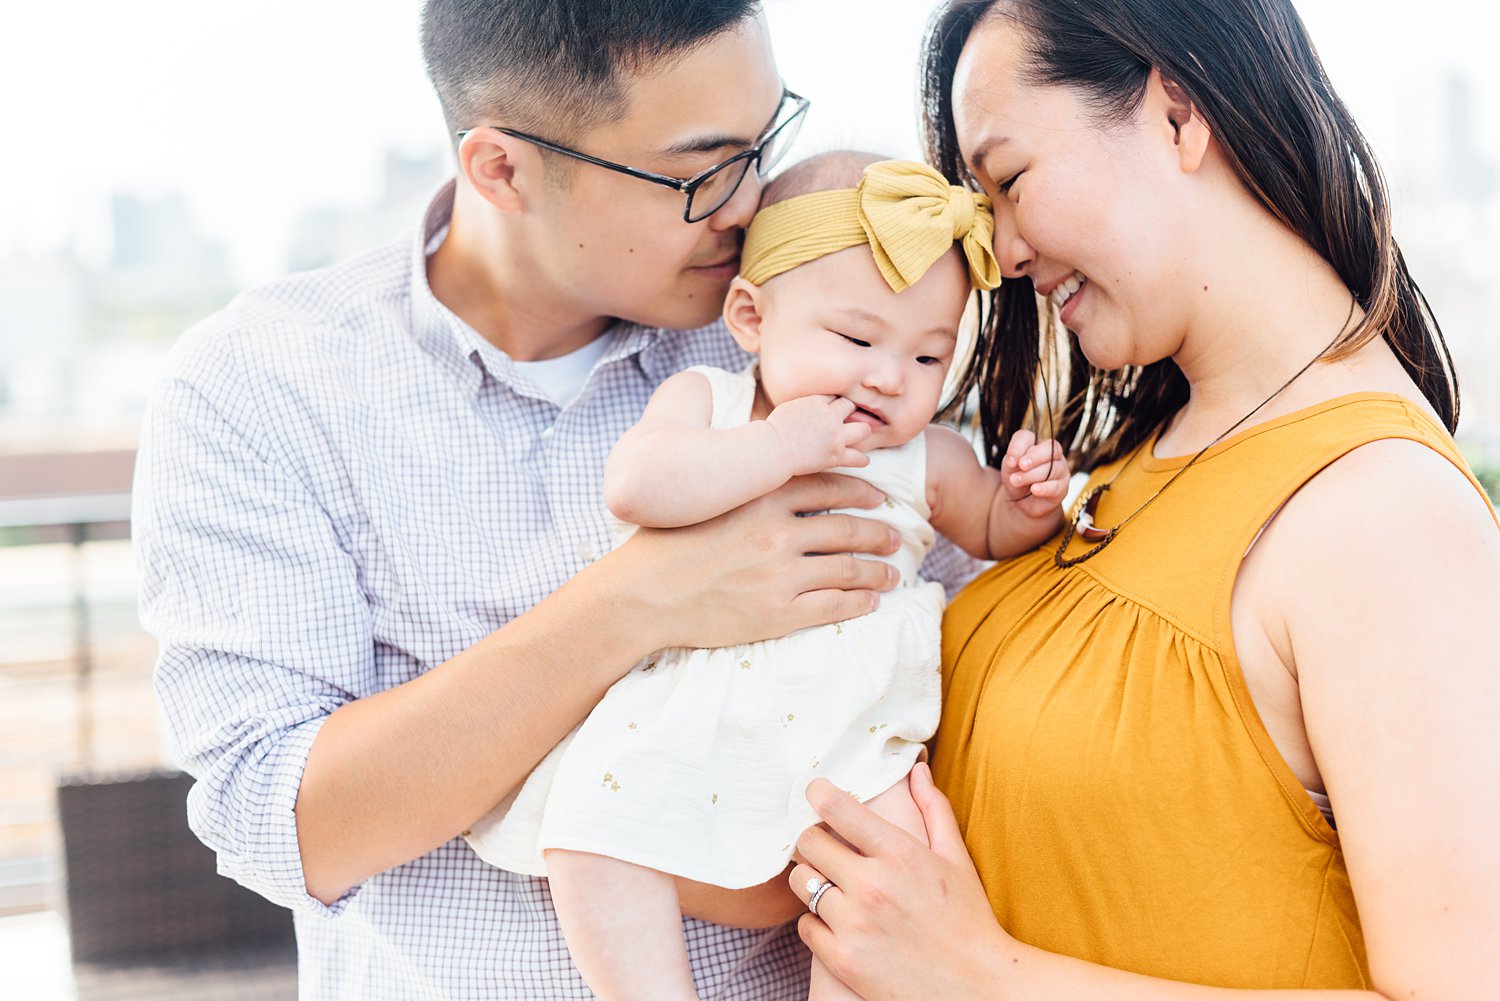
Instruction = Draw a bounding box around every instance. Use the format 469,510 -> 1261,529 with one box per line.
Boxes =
924,0 -> 1459,471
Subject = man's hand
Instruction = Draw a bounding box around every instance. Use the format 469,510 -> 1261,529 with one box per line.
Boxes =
614,472 -> 899,653
766,396 -> 873,476
298,476 -> 897,904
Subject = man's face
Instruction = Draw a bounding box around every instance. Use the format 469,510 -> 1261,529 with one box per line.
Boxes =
524,15 -> 785,331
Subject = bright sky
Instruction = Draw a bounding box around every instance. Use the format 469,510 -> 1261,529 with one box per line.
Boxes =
3,0 -> 1497,283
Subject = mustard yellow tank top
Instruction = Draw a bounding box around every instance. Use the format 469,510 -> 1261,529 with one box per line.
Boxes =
933,393 -> 1498,989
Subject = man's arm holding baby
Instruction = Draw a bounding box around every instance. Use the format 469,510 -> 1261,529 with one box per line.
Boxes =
605,370 -> 872,527
926,425 -> 1069,560
140,338 -> 905,910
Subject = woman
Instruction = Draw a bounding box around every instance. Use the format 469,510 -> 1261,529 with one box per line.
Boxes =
786,1 -> 1500,998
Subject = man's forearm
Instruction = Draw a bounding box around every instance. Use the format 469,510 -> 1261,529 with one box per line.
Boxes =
294,553 -> 657,904
294,473 -> 901,904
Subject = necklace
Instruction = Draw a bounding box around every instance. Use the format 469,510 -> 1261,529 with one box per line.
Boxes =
1053,300 -> 1355,569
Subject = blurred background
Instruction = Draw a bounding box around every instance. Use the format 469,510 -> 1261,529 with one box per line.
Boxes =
2,0 -> 1497,996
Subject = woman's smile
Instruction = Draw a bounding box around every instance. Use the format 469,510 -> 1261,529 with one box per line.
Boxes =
1050,271 -> 1088,324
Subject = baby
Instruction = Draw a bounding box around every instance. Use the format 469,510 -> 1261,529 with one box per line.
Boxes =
467,153 -> 1070,1001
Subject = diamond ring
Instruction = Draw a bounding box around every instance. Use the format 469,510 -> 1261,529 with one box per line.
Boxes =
804,876 -> 835,916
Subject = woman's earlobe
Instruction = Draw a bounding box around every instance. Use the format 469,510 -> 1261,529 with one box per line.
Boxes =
1172,107 -> 1211,173
1153,70 -> 1211,173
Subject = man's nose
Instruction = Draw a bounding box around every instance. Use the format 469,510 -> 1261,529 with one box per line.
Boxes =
705,167 -> 764,232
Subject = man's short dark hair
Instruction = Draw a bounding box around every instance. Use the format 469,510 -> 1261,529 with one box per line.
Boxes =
422,0 -> 763,146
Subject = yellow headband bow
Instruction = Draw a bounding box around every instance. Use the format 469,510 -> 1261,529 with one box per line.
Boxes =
740,159 -> 1001,293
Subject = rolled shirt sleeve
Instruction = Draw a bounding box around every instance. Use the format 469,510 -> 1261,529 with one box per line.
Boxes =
135,327 -> 370,915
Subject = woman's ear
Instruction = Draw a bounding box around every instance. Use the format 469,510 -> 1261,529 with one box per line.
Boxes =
723,277 -> 767,353
1149,68 -> 1211,174
456,127 -> 531,212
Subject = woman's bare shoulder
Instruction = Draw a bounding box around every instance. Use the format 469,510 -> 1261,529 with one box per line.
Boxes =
1287,435 -> 1495,542
1260,435 -> 1498,644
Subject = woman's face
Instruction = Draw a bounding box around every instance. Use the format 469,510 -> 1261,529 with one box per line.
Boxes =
951,18 -> 1200,370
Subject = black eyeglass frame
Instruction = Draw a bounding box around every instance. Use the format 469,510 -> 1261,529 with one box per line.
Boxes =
456,88 -> 810,223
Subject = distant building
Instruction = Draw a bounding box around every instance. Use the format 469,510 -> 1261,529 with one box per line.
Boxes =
0,254 -> 88,417
0,192 -> 238,446
287,149 -> 446,273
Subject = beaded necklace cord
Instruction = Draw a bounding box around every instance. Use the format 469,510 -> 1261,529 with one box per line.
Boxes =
1053,299 -> 1357,569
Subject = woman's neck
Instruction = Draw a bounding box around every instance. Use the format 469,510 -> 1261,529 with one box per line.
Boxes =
1154,218 -> 1392,456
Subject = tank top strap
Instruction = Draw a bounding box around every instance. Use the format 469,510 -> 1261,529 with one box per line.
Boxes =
1196,392 -> 1496,650
1069,393 -> 1493,650
683,363 -> 758,430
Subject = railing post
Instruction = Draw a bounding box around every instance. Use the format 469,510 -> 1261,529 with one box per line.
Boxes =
70,521 -> 94,769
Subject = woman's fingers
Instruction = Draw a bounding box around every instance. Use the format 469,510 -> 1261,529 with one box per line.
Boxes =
788,862 -> 844,924
794,816 -> 866,888
909,762 -> 971,867
803,778 -> 911,859
795,912 -> 839,976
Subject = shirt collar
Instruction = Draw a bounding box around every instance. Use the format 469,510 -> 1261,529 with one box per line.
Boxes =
408,180 -> 672,401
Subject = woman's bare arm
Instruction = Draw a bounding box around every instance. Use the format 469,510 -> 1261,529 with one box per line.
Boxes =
787,438 -> 1499,1001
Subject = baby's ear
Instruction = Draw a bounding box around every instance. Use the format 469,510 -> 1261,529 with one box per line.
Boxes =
723,277 -> 766,353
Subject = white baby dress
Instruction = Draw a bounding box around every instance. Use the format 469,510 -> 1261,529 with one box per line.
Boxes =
464,364 -> 946,889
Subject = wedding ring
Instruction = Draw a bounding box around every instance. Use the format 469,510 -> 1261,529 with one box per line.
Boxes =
805,877 -> 834,916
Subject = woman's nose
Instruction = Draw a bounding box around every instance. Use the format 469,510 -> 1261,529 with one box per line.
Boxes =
992,201 -> 1035,279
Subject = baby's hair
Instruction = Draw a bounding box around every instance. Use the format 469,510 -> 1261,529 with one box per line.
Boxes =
759,150 -> 892,210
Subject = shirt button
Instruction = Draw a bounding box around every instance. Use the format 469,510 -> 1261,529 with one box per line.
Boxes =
576,540 -> 597,562
540,425 -> 555,441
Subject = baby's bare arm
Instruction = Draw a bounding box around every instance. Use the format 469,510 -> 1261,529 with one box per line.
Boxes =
925,426 -> 1068,560
606,371 -> 869,528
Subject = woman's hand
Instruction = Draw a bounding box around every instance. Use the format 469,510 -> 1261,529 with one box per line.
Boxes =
789,762 -> 1014,1001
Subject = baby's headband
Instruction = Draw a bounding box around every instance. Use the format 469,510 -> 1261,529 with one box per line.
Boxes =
739,159 -> 1001,293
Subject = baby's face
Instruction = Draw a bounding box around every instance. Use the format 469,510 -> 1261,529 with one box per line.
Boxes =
752,245 -> 969,449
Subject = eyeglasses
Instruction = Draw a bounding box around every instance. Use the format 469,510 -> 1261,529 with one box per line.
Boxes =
457,89 -> 810,223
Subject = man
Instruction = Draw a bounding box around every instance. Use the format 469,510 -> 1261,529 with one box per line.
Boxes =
135,2 -> 978,998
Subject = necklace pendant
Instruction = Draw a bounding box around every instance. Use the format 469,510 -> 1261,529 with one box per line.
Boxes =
1076,485 -> 1112,543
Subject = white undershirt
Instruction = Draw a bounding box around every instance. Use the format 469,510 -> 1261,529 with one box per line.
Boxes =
426,220 -> 613,409
511,332 -> 615,409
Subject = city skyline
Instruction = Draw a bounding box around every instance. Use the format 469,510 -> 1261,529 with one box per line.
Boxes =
4,0 -> 1498,281
2,1 -> 1498,459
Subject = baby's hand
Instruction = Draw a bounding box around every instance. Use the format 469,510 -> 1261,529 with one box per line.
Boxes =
1000,430 -> 1070,519
766,395 -> 873,475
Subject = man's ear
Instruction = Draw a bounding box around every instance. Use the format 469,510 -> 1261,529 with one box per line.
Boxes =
723,277 -> 766,353
1149,68 -> 1211,174
456,128 -> 532,212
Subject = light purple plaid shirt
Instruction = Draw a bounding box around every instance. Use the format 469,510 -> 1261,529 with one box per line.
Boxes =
134,181 -> 981,1000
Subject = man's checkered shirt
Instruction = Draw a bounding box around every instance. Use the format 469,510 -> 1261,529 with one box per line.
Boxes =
134,182 -> 981,1000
